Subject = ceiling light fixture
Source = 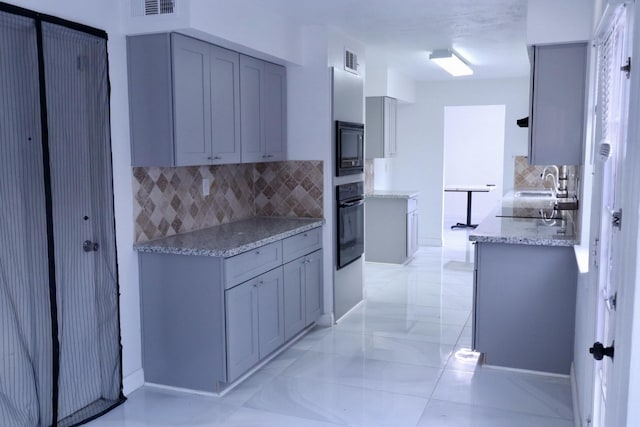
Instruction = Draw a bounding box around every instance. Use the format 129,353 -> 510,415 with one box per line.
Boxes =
429,49 -> 473,77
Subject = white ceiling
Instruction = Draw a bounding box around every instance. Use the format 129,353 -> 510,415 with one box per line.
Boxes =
254,0 -> 530,81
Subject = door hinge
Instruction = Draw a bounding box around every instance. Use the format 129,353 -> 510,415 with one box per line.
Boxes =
621,57 -> 631,78
612,209 -> 622,230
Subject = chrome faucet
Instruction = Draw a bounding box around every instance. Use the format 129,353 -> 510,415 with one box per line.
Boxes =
541,165 -> 559,197
540,165 -> 569,198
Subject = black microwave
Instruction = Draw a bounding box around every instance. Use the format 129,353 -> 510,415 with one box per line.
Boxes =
336,121 -> 364,176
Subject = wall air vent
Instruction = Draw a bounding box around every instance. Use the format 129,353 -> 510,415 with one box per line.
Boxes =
344,49 -> 359,75
132,0 -> 175,17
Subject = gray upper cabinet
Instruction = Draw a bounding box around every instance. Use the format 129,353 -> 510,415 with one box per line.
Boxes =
366,96 -> 397,158
171,34 -> 212,165
128,33 -> 241,166
240,55 -> 287,163
529,42 -> 587,165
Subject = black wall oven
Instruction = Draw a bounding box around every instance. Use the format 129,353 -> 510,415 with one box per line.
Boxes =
336,121 -> 364,176
337,182 -> 365,269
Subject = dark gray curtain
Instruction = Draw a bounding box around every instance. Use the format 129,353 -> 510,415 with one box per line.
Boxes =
0,8 -> 123,427
0,10 -> 53,427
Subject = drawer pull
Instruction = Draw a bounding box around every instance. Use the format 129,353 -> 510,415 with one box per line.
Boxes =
255,250 -> 261,255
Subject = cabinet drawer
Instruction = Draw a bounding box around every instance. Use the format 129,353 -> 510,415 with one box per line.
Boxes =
224,241 -> 282,289
282,227 -> 322,263
407,197 -> 418,213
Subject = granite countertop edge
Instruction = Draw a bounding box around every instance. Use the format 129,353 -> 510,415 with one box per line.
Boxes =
469,203 -> 578,247
468,234 -> 576,247
134,217 -> 325,257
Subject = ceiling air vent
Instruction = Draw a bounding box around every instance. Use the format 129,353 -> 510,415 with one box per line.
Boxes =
344,49 -> 359,75
132,0 -> 175,17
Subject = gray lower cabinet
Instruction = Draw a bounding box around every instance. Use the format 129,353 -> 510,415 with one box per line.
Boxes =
240,55 -> 287,163
473,242 -> 578,374
127,33 -> 241,167
283,249 -> 323,341
138,226 -> 322,392
225,267 -> 284,382
365,195 -> 418,263
528,42 -> 587,165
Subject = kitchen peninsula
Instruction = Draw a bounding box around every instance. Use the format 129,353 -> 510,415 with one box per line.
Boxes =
469,197 -> 578,375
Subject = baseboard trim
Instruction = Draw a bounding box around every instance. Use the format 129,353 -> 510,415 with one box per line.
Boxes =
482,363 -> 570,378
334,298 -> 365,323
571,363 -> 582,427
316,312 -> 334,326
122,368 -> 145,396
421,237 -> 443,247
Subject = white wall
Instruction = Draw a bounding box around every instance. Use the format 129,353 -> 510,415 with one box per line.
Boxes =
364,51 -> 417,103
385,78 -> 529,245
527,0 -> 594,44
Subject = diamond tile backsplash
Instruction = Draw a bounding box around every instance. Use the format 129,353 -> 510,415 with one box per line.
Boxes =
133,161 -> 323,243
513,156 -> 577,193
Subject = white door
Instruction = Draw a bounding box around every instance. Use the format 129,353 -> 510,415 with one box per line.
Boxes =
590,5 -> 632,425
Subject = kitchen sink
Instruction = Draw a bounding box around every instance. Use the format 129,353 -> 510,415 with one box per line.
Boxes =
514,190 -> 555,198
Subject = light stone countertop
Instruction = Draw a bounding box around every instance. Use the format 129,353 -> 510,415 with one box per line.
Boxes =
469,192 -> 578,247
134,217 -> 324,257
469,213 -> 576,247
366,190 -> 419,199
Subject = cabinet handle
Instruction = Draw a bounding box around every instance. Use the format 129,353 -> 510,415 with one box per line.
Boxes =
303,233 -> 308,237
255,250 -> 261,255
262,154 -> 274,158
208,156 -> 222,160
253,283 -> 258,288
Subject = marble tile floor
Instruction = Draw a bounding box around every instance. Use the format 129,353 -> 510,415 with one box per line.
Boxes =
90,228 -> 573,426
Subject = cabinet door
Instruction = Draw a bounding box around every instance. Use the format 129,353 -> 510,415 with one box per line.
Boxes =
225,279 -> 259,382
304,250 -> 323,326
283,258 -> 306,341
384,97 -> 397,157
240,54 -> 264,163
257,267 -> 285,358
172,34 -> 212,166
406,210 -> 418,258
210,45 -> 241,164
529,43 -> 587,165
263,62 -> 287,161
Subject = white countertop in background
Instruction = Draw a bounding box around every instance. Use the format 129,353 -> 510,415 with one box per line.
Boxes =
366,190 -> 419,199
